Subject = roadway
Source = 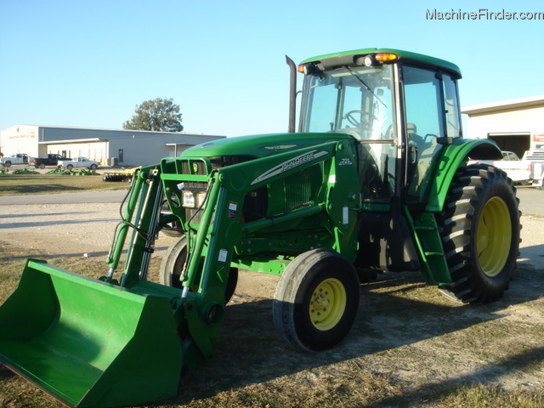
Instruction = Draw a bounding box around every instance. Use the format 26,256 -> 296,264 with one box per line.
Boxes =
0,187 -> 541,216
0,189 -> 129,205
516,186 -> 544,217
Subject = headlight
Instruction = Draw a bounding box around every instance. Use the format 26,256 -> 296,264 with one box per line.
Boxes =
195,192 -> 207,208
182,190 -> 207,208
182,191 -> 195,208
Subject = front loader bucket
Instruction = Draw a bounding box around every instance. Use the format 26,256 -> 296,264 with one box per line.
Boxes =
0,259 -> 183,408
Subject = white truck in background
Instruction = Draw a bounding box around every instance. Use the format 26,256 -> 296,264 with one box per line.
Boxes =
470,150 -> 533,184
58,156 -> 100,171
0,153 -> 30,167
523,149 -> 544,189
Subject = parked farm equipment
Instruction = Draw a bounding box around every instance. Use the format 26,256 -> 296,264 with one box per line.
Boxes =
102,167 -> 139,182
46,165 -> 99,176
10,167 -> 40,174
0,48 -> 520,407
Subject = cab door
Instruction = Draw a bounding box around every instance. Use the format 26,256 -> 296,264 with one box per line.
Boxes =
402,66 -> 461,205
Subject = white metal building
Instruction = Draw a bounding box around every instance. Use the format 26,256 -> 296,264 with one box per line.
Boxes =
462,95 -> 544,158
0,125 -> 225,166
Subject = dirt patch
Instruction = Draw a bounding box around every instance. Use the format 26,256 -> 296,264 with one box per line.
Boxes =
1,202 -> 544,406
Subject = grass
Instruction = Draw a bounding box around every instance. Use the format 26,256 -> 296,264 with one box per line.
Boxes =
0,172 -> 129,196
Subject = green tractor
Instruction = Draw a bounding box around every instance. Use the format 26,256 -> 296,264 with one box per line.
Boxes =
0,48 -> 520,407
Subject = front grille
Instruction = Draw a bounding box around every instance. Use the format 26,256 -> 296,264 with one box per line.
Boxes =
181,160 -> 207,175
180,156 -> 255,223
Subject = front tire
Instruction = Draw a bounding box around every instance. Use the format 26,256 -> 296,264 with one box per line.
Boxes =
159,235 -> 238,304
437,164 -> 520,303
273,249 -> 360,351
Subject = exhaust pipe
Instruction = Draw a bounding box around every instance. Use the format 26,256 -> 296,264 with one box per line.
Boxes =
285,55 -> 297,133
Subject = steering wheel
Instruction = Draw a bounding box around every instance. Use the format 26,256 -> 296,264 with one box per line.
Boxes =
344,110 -> 378,128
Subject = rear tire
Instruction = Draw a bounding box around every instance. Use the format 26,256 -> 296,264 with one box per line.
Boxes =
437,164 -> 520,303
273,249 -> 360,351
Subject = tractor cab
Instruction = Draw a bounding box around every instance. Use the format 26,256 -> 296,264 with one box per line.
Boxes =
297,49 -> 463,208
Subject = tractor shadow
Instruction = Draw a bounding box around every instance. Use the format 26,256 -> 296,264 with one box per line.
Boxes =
167,255 -> 544,405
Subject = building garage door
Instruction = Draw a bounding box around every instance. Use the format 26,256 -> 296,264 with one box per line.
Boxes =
488,133 -> 530,157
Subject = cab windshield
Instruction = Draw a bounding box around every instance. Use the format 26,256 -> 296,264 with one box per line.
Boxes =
301,64 -> 395,141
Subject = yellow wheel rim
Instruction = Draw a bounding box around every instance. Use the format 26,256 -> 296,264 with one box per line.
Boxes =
309,278 -> 346,331
476,196 -> 511,277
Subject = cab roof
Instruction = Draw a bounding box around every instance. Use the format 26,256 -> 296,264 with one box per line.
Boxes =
300,48 -> 461,78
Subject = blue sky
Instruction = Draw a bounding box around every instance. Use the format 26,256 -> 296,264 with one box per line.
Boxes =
1,0 -> 543,137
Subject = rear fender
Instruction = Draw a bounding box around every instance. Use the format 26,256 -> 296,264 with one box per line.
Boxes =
425,139 -> 501,212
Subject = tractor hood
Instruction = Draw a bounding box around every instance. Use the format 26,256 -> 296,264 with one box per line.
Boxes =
180,132 -> 354,160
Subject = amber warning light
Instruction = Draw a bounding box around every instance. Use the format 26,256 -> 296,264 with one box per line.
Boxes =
374,53 -> 399,62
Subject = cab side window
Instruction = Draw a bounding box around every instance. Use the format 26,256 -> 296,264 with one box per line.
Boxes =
403,66 -> 443,202
443,74 -> 461,138
403,67 -> 442,140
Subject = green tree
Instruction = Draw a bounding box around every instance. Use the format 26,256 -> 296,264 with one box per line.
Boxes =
123,98 -> 183,132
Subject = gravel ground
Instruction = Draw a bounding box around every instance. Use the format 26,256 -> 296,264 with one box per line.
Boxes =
1,201 -> 131,258
0,194 -> 542,268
